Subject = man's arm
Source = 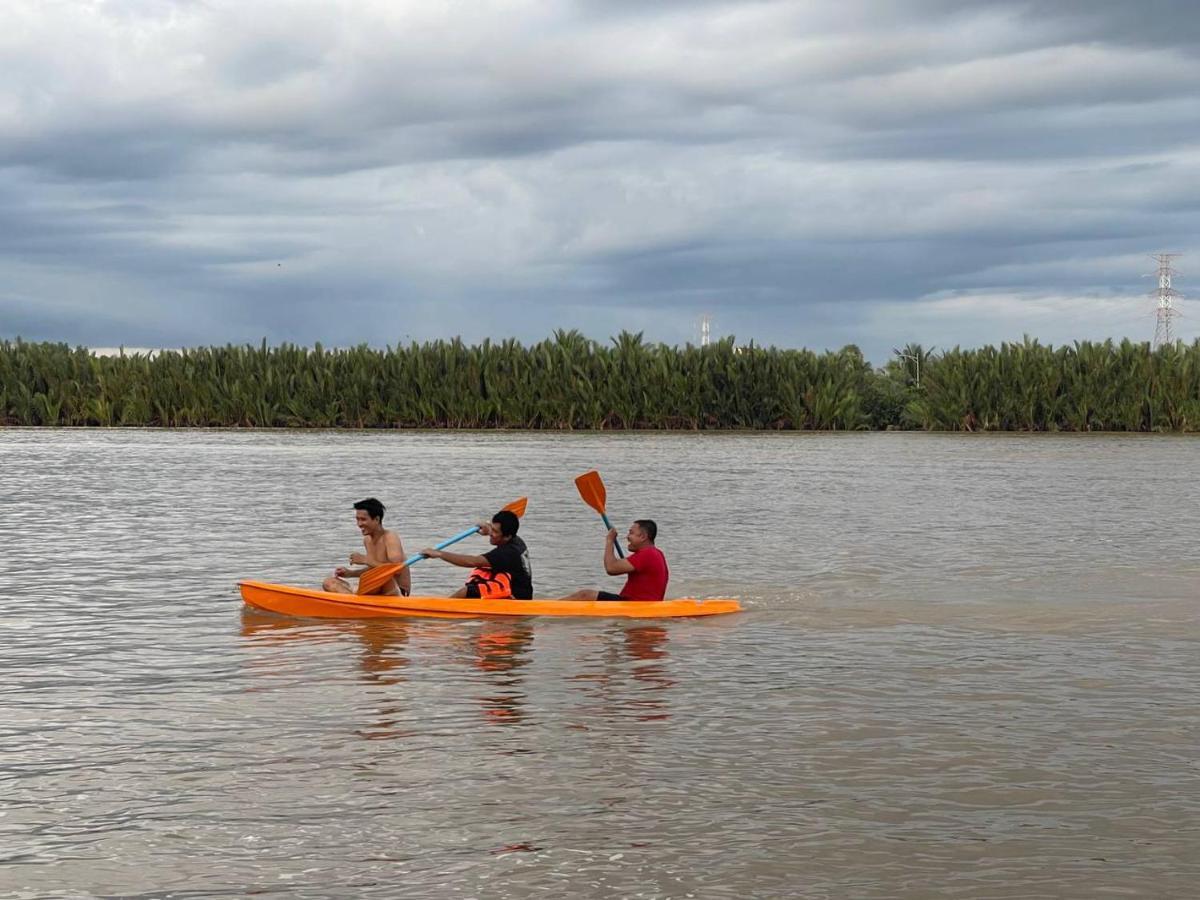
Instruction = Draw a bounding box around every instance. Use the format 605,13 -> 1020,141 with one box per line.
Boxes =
603,529 -> 635,575
422,548 -> 489,569
351,536 -> 393,566
344,539 -> 377,575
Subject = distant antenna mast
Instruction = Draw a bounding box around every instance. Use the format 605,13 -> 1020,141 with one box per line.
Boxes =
700,314 -> 711,347
1150,253 -> 1182,348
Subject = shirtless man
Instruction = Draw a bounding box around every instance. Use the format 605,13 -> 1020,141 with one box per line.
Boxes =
322,498 -> 411,596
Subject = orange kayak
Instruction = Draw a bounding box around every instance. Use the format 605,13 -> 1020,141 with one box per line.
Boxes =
239,580 -> 742,619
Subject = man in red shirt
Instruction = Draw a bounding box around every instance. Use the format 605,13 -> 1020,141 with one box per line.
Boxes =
565,519 -> 669,601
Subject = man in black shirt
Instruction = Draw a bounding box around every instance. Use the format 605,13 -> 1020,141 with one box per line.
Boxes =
419,509 -> 533,600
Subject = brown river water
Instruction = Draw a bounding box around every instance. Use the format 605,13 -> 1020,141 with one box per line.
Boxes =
1,430 -> 1198,898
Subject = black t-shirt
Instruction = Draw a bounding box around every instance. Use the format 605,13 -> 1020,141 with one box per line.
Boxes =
483,535 -> 533,599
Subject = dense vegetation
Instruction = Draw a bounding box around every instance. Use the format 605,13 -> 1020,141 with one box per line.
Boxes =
1,332 -> 1199,431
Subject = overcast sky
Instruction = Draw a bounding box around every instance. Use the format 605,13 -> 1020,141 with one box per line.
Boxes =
3,0 -> 1198,362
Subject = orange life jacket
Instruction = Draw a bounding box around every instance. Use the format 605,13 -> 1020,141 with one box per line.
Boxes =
466,567 -> 513,600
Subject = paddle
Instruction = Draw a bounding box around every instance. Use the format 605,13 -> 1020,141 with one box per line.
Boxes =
356,497 -> 529,595
573,470 -> 624,559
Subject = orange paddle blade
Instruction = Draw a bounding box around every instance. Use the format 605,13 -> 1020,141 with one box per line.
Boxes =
503,496 -> 529,518
357,562 -> 406,596
574,471 -> 607,516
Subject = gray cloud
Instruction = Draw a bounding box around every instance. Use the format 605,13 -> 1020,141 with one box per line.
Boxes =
1,0 -> 1198,361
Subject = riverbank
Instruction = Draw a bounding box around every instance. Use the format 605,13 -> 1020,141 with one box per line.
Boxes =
4,333 -> 1199,431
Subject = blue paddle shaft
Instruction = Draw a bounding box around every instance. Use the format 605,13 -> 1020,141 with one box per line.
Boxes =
404,524 -> 481,567
601,513 -> 625,558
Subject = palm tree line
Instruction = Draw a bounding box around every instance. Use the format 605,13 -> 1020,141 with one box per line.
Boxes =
2,332 -> 1198,431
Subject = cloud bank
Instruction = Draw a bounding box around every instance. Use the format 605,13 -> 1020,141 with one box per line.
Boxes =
2,0 -> 1198,360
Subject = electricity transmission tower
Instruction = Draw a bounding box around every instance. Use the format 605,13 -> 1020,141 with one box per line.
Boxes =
700,314 -> 711,347
1150,254 -> 1182,348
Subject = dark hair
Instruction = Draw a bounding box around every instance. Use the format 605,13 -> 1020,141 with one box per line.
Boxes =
634,519 -> 657,542
354,498 -> 385,521
492,509 -> 520,537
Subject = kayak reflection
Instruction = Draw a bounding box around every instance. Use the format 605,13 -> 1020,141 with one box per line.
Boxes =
238,608 -> 414,741
568,623 -> 675,725
350,620 -> 416,741
240,607 -> 411,686
237,607 -> 345,683
625,624 -> 668,661
239,606 -> 337,644
471,622 -> 534,726
624,625 -> 675,721
355,620 -> 411,686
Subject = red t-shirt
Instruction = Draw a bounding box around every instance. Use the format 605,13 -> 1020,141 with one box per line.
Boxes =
621,546 -> 669,600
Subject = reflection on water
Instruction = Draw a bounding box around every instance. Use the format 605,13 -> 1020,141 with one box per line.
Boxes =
471,622 -> 534,726
624,625 -> 674,722
625,624 -> 668,661
239,606 -> 339,646
240,610 -> 416,740
240,607 -> 413,685
355,621 -> 411,686
3,430 -> 1200,899
567,623 -> 678,728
